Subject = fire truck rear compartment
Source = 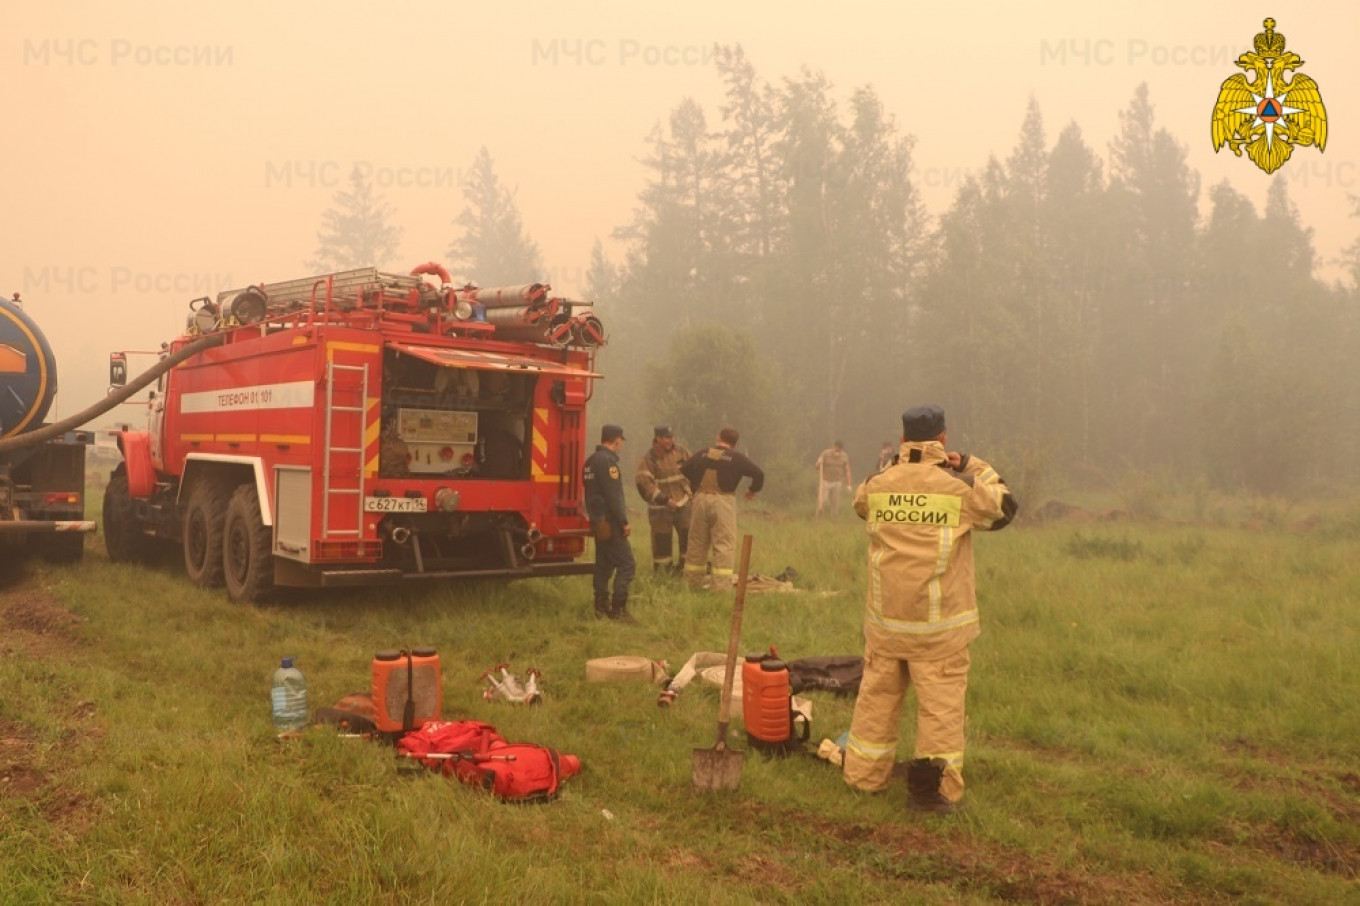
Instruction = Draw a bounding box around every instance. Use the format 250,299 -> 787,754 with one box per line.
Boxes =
265,346 -> 592,584
381,348 -> 534,481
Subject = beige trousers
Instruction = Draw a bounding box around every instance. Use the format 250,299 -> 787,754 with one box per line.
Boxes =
843,646 -> 970,800
817,479 -> 845,514
683,493 -> 737,589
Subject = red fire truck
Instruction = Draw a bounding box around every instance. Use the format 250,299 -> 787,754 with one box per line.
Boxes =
105,263 -> 603,602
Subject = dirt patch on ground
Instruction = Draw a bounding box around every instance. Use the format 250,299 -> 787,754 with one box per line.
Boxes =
0,718 -> 47,798
1258,827 -> 1359,879
1302,767 -> 1360,826
0,578 -> 98,832
1218,743 -> 1360,875
0,582 -> 86,659
734,803 -> 1209,905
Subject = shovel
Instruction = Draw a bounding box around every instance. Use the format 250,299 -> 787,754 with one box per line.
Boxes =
691,534 -> 753,792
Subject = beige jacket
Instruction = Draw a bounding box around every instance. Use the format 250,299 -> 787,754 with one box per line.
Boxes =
852,441 -> 1017,660
635,444 -> 692,507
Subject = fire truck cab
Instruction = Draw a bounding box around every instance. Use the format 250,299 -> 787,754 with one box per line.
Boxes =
105,264 -> 601,603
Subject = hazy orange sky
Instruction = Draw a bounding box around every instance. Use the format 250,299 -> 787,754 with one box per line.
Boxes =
5,2 -> 1356,413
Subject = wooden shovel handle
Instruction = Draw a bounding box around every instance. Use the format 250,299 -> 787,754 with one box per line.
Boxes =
715,534 -> 754,745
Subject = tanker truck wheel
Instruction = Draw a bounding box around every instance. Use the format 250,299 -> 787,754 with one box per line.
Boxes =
103,475 -> 154,563
183,481 -> 228,587
223,484 -> 273,604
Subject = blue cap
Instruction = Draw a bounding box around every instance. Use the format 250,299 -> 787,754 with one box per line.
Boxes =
281,657 -> 295,668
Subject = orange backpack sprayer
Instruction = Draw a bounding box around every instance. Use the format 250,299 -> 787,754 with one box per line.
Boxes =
372,647 -> 443,733
742,648 -> 810,755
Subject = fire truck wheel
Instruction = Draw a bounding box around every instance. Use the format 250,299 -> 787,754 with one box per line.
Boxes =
183,481 -> 229,587
104,475 -> 154,563
223,484 -> 273,604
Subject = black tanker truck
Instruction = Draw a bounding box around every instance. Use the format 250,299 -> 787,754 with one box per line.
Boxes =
0,292 -> 94,564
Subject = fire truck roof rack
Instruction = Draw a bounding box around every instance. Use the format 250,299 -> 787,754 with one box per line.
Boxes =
205,263 -> 604,349
216,267 -> 427,318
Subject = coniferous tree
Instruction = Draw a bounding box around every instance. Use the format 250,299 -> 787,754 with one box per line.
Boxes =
448,147 -> 544,286
1102,84 -> 1201,467
998,99 -> 1050,437
914,161 -> 1012,445
581,240 -> 643,438
1333,200 -> 1360,473
714,44 -> 787,327
766,72 -> 924,451
615,99 -> 733,326
825,86 -> 922,448
1043,122 -> 1111,467
308,165 -> 403,272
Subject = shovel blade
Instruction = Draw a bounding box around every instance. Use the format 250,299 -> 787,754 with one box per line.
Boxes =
691,746 -> 744,792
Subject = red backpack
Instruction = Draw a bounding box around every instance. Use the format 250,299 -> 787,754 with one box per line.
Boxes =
396,721 -> 581,802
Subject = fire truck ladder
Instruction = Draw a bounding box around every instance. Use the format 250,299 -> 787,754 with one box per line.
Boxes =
322,361 -> 369,553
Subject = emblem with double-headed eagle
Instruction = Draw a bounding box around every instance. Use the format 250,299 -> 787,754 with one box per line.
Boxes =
1211,18 -> 1327,175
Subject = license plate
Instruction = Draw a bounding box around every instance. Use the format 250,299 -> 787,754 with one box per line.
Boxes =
363,496 -> 428,513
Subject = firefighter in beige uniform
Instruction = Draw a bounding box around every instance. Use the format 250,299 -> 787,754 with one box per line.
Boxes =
680,427 -> 764,590
635,425 -> 692,573
844,405 -> 1017,812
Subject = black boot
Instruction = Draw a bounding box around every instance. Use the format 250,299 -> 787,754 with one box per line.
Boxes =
906,758 -> 960,814
609,594 -> 637,624
594,594 -> 611,620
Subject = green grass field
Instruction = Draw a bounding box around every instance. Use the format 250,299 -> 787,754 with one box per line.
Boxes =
2,502 -> 1357,905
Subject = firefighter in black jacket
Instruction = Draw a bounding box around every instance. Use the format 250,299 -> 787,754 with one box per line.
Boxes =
583,424 -> 637,621
680,426 -> 764,590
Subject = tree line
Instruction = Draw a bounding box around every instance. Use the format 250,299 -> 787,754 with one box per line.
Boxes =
312,46 -> 1360,502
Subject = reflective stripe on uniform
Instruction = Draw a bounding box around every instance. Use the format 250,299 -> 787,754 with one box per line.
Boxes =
866,526 -> 975,636
927,526 -> 954,622
846,732 -> 897,762
683,564 -> 706,574
867,542 -> 886,618
711,567 -> 733,577
915,749 -> 964,768
867,607 -> 979,635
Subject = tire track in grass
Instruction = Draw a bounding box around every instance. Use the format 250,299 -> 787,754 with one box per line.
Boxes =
0,576 -> 100,836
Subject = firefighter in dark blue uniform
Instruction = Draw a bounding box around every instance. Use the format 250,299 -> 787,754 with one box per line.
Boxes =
583,424 -> 637,622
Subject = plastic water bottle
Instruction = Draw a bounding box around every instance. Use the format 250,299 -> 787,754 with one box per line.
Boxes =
271,657 -> 308,732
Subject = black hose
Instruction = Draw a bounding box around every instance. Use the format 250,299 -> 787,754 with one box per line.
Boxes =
0,332 -> 226,456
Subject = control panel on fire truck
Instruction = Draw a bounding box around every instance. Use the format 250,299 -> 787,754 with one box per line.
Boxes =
397,408 -> 478,474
